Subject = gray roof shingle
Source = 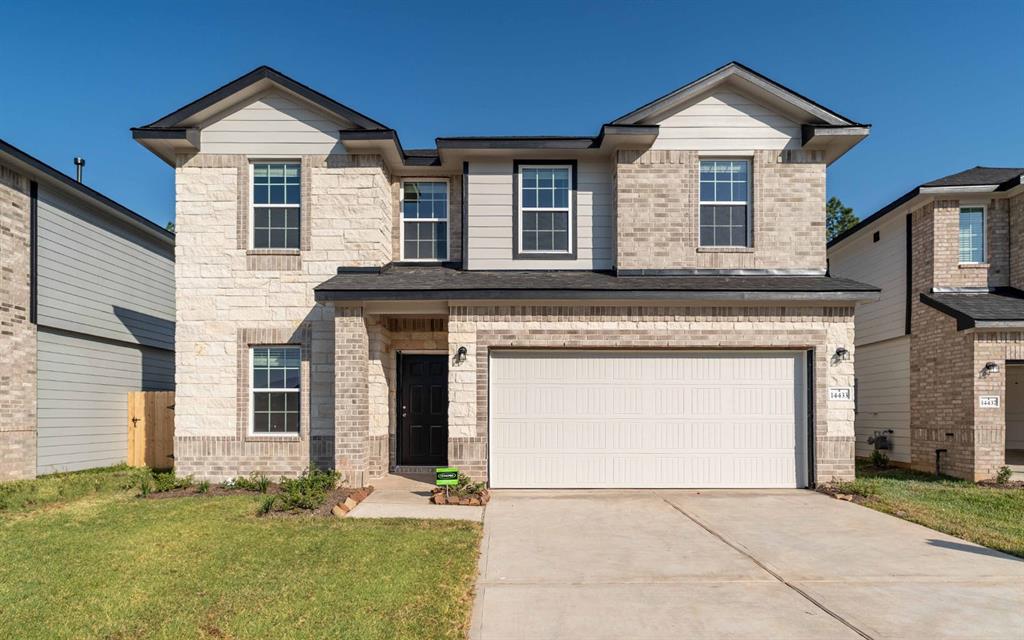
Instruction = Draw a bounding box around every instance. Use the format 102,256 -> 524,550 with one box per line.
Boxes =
314,265 -> 879,302
922,167 -> 1024,188
921,289 -> 1024,330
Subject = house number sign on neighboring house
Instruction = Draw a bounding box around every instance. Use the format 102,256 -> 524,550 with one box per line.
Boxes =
829,387 -> 854,401
980,396 -> 1000,408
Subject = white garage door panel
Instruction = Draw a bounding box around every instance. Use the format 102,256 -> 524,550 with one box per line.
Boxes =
489,351 -> 806,488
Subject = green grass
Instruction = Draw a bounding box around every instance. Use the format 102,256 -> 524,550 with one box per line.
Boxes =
0,464 -> 148,513
0,469 -> 482,639
832,462 -> 1024,558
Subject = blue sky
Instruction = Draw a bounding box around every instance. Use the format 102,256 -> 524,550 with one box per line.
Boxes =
2,1 -> 1022,228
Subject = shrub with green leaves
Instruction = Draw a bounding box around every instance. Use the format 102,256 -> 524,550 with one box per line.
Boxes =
224,473 -> 271,493
258,466 -> 339,514
995,466 -> 1014,485
196,480 -> 210,494
137,470 -> 192,496
449,473 -> 486,498
870,450 -> 890,469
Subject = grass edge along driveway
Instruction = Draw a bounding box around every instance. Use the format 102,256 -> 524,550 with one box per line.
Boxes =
0,467 -> 482,640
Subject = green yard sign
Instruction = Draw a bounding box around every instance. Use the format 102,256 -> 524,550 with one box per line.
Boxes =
435,467 -> 459,486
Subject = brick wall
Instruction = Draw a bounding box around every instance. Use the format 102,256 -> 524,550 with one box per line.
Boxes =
173,153 -> 391,480
614,149 -> 826,272
0,162 -> 36,480
447,303 -> 857,484
391,175 -> 463,263
1011,193 -> 1024,290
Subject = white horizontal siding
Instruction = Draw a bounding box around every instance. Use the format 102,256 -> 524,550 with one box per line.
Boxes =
466,159 -> 614,270
854,337 -> 911,463
35,185 -> 175,350
36,329 -> 174,474
828,211 -> 907,346
650,90 -> 801,151
200,92 -> 350,155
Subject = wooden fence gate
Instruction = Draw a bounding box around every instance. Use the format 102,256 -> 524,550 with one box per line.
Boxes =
128,391 -> 175,469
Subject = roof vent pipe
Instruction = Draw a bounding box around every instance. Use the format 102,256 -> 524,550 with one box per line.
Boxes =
73,157 -> 85,183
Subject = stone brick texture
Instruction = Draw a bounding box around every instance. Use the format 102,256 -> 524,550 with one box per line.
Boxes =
391,176 -> 463,263
0,162 -> 36,481
448,304 -> 857,484
614,149 -> 826,272
908,197 -> 1024,480
1011,193 -> 1024,290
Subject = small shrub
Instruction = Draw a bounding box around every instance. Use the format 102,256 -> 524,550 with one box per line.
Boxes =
258,465 -> 339,514
995,466 -> 1013,485
225,472 -> 270,493
138,470 -> 191,496
870,450 -> 890,470
196,480 -> 210,494
138,474 -> 153,497
449,473 -> 486,498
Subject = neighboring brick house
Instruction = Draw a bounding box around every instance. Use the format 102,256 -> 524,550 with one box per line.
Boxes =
829,167 -> 1024,481
133,62 -> 877,488
0,140 -> 175,480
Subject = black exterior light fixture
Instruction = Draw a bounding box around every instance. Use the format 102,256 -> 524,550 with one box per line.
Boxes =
455,346 -> 468,364
833,346 -> 850,363
982,361 -> 1000,377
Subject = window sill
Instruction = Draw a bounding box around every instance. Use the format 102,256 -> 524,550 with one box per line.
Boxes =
958,263 -> 989,269
696,246 -> 755,253
244,434 -> 302,443
247,248 -> 301,256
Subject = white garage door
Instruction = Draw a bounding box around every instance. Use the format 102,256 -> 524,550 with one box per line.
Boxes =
489,351 -> 807,489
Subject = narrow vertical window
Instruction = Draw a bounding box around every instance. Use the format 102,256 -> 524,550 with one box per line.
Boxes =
252,162 -> 300,249
699,159 -> 750,247
958,206 -> 985,264
251,346 -> 300,434
401,180 -> 448,261
519,165 -> 572,253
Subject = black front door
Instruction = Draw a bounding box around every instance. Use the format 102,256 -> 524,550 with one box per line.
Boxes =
399,354 -> 448,466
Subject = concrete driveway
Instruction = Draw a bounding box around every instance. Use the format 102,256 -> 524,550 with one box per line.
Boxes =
470,490 -> 1024,640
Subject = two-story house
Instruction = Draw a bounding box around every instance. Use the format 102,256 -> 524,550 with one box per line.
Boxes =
829,167 -> 1024,481
133,62 -> 876,488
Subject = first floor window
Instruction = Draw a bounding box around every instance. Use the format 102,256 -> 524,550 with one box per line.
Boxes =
699,159 -> 750,247
959,206 -> 985,264
252,162 -> 301,249
402,180 -> 448,260
251,346 -> 300,434
519,165 -> 572,253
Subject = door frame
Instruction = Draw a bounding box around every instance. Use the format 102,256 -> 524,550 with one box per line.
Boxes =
486,348 -> 811,489
395,350 -> 449,467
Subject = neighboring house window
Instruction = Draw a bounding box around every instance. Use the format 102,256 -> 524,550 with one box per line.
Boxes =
519,165 -> 572,253
252,162 -> 300,249
401,180 -> 448,261
251,346 -> 300,434
958,206 -> 985,264
699,159 -> 750,247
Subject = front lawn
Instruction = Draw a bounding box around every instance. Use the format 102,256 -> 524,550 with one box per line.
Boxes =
825,462 -> 1024,558
0,469 -> 482,639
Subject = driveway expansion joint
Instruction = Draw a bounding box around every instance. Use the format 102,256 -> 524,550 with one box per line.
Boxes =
661,496 -> 876,640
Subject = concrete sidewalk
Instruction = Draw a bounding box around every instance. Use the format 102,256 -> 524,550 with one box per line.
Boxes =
345,473 -> 484,522
470,490 -> 1024,640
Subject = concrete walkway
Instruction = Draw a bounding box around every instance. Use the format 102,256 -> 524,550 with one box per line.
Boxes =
345,473 -> 484,522
470,490 -> 1024,640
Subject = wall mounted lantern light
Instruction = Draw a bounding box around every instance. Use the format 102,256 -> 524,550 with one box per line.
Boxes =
834,346 -> 850,362
982,361 -> 1000,377
455,346 -> 468,364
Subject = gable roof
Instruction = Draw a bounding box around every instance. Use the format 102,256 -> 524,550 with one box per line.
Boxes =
137,65 -> 388,131
611,61 -> 865,127
828,166 -> 1024,249
0,138 -> 173,244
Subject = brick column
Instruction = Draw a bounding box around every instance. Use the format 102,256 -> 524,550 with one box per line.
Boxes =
334,305 -> 370,486
0,163 -> 36,480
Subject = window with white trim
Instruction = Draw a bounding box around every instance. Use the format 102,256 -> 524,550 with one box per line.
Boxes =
252,162 -> 300,249
519,165 -> 571,253
251,346 -> 300,434
958,206 -> 985,264
401,180 -> 448,261
699,159 -> 750,247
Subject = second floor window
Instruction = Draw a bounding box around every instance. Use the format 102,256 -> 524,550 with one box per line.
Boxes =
402,180 -> 448,261
519,166 -> 572,253
699,159 -> 750,247
959,207 -> 985,264
252,162 -> 300,249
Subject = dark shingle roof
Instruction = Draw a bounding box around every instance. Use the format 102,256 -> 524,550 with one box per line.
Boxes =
922,167 -> 1024,188
314,265 -> 878,302
921,289 -> 1024,330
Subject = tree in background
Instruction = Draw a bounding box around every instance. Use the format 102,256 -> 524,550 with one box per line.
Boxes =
826,197 -> 858,241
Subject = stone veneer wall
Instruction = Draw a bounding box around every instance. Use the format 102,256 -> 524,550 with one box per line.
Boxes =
0,162 -> 36,480
446,303 -> 857,484
391,176 -> 463,263
173,153 -> 390,481
614,149 -> 826,272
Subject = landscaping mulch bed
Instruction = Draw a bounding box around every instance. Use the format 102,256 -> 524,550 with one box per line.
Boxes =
143,485 -> 279,500
431,487 -> 490,506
